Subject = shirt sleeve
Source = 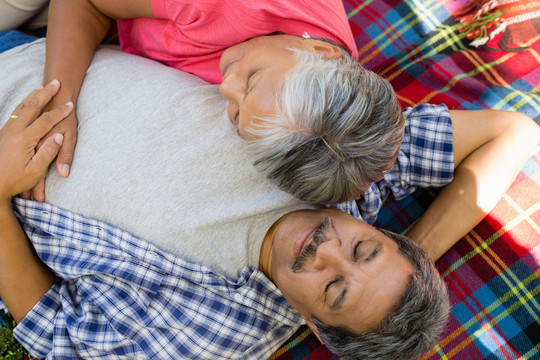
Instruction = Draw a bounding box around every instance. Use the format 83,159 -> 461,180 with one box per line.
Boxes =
7,198 -> 303,359
331,104 -> 454,224
385,103 -> 454,193
8,200 -> 166,359
11,279 -> 60,358
13,274 -> 165,359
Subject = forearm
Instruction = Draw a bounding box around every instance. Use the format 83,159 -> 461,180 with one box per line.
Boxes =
44,0 -> 111,105
408,111 -> 540,261
0,201 -> 54,323
0,81 -> 72,323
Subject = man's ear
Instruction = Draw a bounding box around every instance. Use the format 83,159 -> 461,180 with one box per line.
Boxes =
304,315 -> 323,343
310,40 -> 343,60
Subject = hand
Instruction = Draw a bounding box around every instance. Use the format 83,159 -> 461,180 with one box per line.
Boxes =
22,105 -> 78,202
0,80 -> 73,204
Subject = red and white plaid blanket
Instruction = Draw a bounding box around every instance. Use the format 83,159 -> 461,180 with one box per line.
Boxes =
272,1 -> 540,359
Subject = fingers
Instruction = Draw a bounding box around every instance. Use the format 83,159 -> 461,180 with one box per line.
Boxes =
28,133 -> 64,187
28,101 -> 73,139
19,191 -> 32,200
25,128 -> 73,201
31,178 -> 47,203
10,80 -> 61,128
55,131 -> 77,177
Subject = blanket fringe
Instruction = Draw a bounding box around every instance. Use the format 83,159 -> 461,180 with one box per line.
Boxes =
456,0 -> 507,47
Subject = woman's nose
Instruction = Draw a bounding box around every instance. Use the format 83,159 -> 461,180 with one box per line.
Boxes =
219,73 -> 243,123
225,101 -> 239,125
313,237 -> 348,270
219,69 -> 243,102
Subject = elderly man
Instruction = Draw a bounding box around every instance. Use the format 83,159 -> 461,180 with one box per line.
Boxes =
0,34 -> 538,360
0,95 -> 448,360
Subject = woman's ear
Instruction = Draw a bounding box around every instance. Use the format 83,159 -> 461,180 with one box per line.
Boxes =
310,40 -> 343,59
304,315 -> 323,343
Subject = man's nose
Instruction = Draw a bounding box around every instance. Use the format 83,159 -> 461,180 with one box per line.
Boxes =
313,237 -> 349,271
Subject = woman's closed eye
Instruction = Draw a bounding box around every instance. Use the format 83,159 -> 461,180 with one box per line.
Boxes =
244,68 -> 263,99
232,69 -> 258,126
246,69 -> 258,92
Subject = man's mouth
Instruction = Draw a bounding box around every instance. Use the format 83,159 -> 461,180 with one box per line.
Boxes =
293,227 -> 316,262
292,218 -> 332,272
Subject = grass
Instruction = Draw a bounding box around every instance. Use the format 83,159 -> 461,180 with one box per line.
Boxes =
0,311 -> 34,360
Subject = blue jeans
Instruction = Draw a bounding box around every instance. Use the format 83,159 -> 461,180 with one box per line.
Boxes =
0,30 -> 38,53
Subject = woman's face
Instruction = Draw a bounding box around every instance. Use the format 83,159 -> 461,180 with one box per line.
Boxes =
219,35 -> 342,139
218,35 -> 303,139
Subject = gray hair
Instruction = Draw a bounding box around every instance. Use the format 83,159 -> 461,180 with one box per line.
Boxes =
312,229 -> 450,360
248,42 -> 404,204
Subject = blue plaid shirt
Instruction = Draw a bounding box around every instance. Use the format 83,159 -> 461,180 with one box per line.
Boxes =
331,104 -> 454,224
0,103 -> 452,359
1,198 -> 303,359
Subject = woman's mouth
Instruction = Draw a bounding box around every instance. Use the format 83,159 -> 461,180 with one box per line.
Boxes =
222,59 -> 239,78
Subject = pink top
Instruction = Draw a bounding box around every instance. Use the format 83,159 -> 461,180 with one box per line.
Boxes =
117,0 -> 357,84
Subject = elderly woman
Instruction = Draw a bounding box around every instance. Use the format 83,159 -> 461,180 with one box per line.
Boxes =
33,0 -> 403,207
34,0 -> 540,265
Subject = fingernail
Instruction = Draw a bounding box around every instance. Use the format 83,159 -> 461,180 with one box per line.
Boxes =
65,101 -> 73,108
61,164 -> 70,177
50,79 -> 60,86
54,133 -> 64,144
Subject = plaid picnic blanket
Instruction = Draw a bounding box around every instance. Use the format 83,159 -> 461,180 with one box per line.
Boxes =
271,0 -> 540,359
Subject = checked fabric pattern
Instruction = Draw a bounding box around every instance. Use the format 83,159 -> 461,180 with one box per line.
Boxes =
271,0 -> 540,359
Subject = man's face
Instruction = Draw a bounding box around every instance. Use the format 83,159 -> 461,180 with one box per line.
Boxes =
262,209 -> 414,335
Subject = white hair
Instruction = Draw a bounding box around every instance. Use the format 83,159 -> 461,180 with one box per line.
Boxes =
248,43 -> 404,204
